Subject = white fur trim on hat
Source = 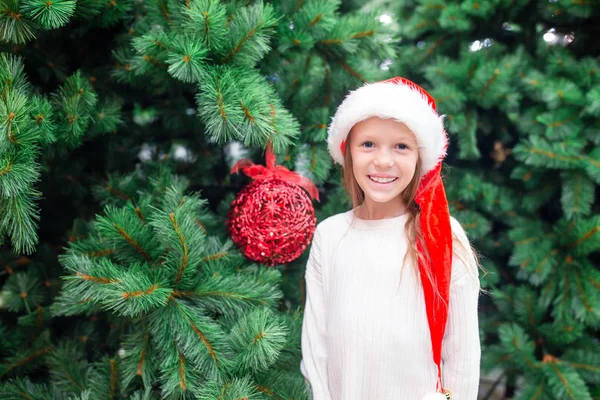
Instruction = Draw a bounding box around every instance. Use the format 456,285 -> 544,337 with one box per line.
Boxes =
326,80 -> 448,175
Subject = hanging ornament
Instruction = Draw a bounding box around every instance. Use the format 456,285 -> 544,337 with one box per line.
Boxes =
227,143 -> 319,266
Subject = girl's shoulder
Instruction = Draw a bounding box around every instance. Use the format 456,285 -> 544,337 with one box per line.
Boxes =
449,215 -> 472,256
313,210 -> 354,242
449,215 -> 480,284
316,209 -> 353,233
449,215 -> 469,243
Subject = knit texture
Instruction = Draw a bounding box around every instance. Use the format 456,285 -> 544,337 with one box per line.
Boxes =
300,210 -> 481,400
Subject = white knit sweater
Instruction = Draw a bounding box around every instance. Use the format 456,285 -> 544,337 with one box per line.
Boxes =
300,210 -> 481,400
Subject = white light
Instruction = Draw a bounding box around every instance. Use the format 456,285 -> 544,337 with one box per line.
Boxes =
380,59 -> 393,71
138,143 -> 154,162
225,141 -> 249,169
118,348 -> 126,357
227,141 -> 245,159
379,14 -> 392,24
543,32 -> 556,42
173,144 -> 193,162
469,38 -> 493,52
294,144 -> 314,181
470,40 -> 482,51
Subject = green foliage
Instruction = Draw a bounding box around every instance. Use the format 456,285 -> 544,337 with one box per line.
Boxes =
0,0 -> 36,44
21,0 -> 76,30
376,0 -> 600,396
2,168 -> 309,398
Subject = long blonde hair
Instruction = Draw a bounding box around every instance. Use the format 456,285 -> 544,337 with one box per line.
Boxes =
341,132 -> 481,300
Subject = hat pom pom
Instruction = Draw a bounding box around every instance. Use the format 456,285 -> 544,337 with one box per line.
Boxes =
422,393 -> 448,400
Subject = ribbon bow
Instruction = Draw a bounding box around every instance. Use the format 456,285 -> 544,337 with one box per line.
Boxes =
230,143 -> 320,201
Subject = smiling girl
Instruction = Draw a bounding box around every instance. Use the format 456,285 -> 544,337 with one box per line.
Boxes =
300,77 -> 481,400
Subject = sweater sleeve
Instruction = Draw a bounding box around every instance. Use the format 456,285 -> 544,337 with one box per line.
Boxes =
442,218 -> 482,400
300,227 -> 332,400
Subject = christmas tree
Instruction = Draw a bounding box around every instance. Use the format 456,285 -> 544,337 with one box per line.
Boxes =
0,0 -> 394,398
368,0 -> 599,398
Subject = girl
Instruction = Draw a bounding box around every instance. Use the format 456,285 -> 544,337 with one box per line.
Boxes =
300,77 -> 481,400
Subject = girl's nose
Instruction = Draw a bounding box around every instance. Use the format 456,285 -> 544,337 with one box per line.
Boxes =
374,155 -> 393,168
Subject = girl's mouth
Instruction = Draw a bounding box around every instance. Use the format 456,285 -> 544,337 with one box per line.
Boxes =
368,176 -> 398,184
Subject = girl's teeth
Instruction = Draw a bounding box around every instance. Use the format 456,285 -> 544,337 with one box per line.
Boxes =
369,176 -> 396,183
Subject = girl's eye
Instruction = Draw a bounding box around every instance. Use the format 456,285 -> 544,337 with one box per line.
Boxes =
361,141 -> 375,148
396,143 -> 409,150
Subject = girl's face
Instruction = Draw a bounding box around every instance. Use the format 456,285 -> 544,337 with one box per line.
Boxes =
349,117 -> 419,213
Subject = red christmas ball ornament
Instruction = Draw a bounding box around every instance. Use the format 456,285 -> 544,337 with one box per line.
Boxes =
228,179 -> 317,266
227,143 -> 319,266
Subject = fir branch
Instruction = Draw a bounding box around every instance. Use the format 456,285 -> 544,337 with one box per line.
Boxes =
170,212 -> 189,285
542,355 -> 586,400
121,283 -> 160,299
165,34 -> 207,83
229,307 -> 288,375
513,136 -> 583,169
120,328 -> 154,389
420,36 -> 445,62
111,222 -> 152,261
21,0 -> 76,30
137,333 -> 149,377
534,249 -> 558,275
170,298 -> 220,365
104,272 -> 172,317
498,323 -> 538,369
181,0 -> 228,54
335,59 -> 365,82
568,226 -> 599,248
351,29 -> 375,38
572,271 -> 592,312
0,377 -> 50,398
223,27 -> 258,64
48,341 -> 88,392
105,184 -> 132,201
221,1 -> 277,66
0,1 -> 36,44
562,361 -> 600,373
185,289 -> 262,304
177,348 -> 187,391
194,218 -> 208,233
100,0 -> 133,28
4,345 -> 53,374
109,358 -> 117,399
76,271 -> 119,284
478,68 -> 500,98
0,188 -> 41,254
89,96 -> 123,135
159,0 -> 172,24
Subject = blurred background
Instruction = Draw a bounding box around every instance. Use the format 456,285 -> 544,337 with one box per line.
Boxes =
0,0 -> 599,398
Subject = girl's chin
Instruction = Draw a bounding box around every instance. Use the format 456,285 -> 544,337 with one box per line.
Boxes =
361,191 -> 405,204
359,182 -> 407,202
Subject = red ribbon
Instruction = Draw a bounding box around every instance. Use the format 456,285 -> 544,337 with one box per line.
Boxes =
231,143 -> 320,201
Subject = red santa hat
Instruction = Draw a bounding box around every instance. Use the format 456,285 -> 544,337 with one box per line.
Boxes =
327,77 -> 453,400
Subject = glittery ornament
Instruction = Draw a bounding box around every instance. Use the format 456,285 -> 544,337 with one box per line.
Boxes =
228,143 -> 319,266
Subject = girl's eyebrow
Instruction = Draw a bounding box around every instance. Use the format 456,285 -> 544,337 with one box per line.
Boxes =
359,134 -> 416,143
